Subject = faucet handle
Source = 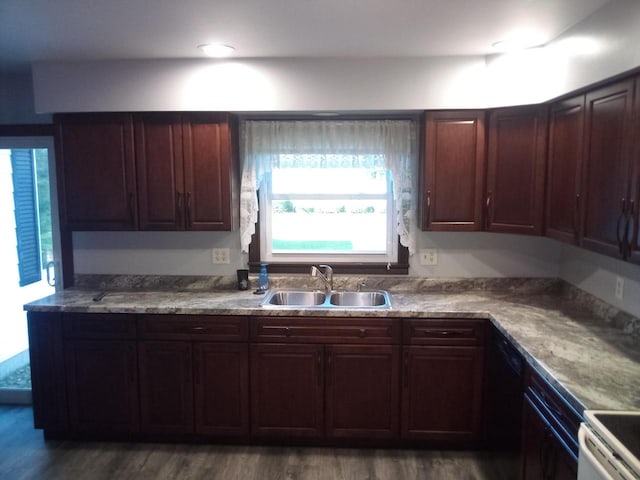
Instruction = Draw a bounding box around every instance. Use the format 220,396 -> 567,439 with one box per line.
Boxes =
357,281 -> 367,292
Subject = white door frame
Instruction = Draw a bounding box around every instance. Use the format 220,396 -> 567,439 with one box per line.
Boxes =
0,136 -> 63,291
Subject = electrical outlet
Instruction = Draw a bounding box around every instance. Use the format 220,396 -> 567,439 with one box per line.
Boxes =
615,276 -> 624,300
212,248 -> 230,264
419,248 -> 438,265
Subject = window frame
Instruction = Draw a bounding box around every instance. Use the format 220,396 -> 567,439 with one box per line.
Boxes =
259,168 -> 398,265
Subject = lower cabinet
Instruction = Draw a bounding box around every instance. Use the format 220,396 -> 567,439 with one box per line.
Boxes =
401,346 -> 484,443
193,343 -> 249,436
521,395 -> 578,480
29,312 -> 493,447
401,319 -> 486,444
138,341 -> 194,434
250,343 -> 400,439
65,339 -> 139,432
521,368 -> 580,480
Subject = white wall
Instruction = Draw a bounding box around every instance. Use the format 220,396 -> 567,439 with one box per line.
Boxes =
560,244 -> 640,319
32,0 -> 640,113
73,230 -> 562,279
33,56 -> 488,113
0,71 -> 52,124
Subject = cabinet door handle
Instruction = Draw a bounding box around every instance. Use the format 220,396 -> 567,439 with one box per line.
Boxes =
186,192 -> 192,228
625,199 -> 635,260
616,197 -> 626,256
358,328 -> 367,338
426,190 -> 431,227
326,352 -> 332,386
284,327 -> 291,337
176,192 -> 183,225
485,191 -> 492,229
574,193 -> 581,243
317,352 -> 322,387
191,326 -> 205,332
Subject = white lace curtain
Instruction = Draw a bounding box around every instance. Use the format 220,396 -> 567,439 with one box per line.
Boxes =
239,119 -> 418,255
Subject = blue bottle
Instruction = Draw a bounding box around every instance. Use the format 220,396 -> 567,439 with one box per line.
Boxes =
258,263 -> 269,291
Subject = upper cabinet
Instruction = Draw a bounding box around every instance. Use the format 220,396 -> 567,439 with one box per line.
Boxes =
546,96 -> 586,245
56,113 -> 137,230
581,78 -> 638,262
486,105 -> 548,235
421,111 -> 486,231
135,112 -> 236,231
57,112 -> 237,232
630,82 -> 640,264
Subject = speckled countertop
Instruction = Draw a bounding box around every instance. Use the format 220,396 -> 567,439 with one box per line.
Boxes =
24,276 -> 640,415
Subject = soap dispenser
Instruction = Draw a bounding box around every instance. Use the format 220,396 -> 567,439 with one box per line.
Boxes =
258,263 -> 269,292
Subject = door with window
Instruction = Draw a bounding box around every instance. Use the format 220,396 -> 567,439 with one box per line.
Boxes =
0,137 -> 62,399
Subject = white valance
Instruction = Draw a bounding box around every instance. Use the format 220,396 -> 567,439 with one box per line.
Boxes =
239,119 -> 418,255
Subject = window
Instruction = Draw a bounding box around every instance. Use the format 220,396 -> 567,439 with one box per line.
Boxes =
260,158 -> 397,263
240,119 -> 417,271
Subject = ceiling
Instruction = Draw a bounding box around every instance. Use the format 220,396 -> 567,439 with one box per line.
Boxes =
0,0 -> 612,72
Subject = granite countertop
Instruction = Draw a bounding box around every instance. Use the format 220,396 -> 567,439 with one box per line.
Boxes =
24,282 -> 640,414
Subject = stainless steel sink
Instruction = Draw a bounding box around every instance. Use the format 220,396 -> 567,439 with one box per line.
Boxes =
261,289 -> 391,309
263,290 -> 326,307
329,291 -> 390,307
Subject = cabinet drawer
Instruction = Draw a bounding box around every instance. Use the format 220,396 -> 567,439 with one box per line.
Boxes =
63,313 -> 137,339
403,319 -> 486,346
526,367 -> 582,456
251,317 -> 400,344
138,315 -> 248,341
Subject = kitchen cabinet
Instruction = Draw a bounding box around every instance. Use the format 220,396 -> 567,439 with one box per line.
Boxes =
135,112 -> 236,231
401,319 -> 486,444
486,105 -> 548,235
56,113 -> 137,230
421,111 -> 486,231
138,315 -> 249,437
521,368 -> 580,480
62,313 -> 139,433
581,78 -> 637,261
630,80 -> 640,264
27,312 -> 67,432
521,396 -> 577,480
138,341 -> 194,434
250,317 -> 401,439
546,95 -> 586,245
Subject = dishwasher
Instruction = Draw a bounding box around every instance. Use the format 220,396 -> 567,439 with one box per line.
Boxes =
486,326 -> 525,449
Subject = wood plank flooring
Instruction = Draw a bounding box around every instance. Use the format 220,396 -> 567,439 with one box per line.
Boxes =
0,406 -> 518,479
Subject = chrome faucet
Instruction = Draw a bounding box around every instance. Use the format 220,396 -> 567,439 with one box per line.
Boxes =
311,264 -> 333,294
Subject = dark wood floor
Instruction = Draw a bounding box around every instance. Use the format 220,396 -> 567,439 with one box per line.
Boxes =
0,406 -> 518,479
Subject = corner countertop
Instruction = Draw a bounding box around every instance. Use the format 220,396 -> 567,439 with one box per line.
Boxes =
24,286 -> 640,413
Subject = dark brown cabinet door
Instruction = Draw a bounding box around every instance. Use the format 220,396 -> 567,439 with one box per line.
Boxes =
65,339 -> 138,432
422,111 -> 486,231
28,312 -> 68,431
325,345 -> 399,438
138,341 -> 194,434
194,343 -> 249,436
135,113 -> 185,230
250,343 -> 324,437
546,96 -> 586,245
56,113 -> 137,230
487,105 -> 548,235
182,113 -> 234,230
521,395 -> 578,480
582,78 -> 636,259
401,346 -> 484,444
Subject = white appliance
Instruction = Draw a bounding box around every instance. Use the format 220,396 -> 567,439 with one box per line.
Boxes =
578,410 -> 640,480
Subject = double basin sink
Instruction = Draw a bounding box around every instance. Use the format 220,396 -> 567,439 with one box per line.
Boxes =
261,289 -> 391,309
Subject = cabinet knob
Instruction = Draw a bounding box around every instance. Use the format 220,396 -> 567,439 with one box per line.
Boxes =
358,328 -> 367,338
284,327 -> 291,337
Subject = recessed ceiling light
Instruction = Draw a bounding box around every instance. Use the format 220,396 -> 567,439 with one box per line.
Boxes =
198,44 -> 235,58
